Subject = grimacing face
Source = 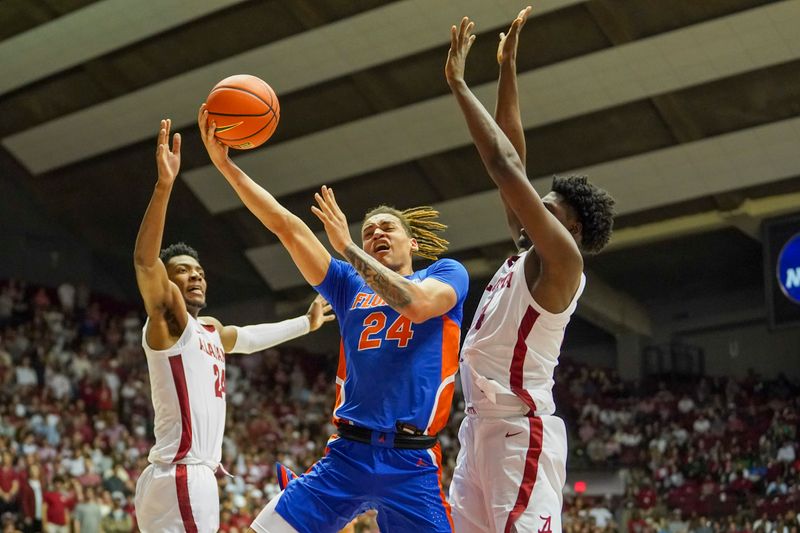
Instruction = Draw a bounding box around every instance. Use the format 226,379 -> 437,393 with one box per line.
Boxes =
166,254 -> 207,313
361,213 -> 418,274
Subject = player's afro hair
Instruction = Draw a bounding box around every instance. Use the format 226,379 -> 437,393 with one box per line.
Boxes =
159,242 -> 200,264
551,175 -> 615,255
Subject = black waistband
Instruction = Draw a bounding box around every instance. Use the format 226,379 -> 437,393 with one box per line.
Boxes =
337,424 -> 437,450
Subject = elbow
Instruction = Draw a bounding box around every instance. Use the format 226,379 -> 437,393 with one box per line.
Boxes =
405,310 -> 427,325
487,150 -> 522,179
266,211 -> 296,237
402,302 -> 437,324
133,254 -> 151,270
406,312 -> 429,325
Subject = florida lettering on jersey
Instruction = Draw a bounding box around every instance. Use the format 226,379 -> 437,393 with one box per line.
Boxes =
350,292 -> 387,310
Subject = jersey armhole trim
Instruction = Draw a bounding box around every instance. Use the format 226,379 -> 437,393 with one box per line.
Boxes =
142,313 -> 194,355
520,252 -> 586,320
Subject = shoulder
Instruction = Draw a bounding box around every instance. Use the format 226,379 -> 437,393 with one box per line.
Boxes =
318,258 -> 358,284
433,257 -> 464,268
419,259 -> 469,300
198,315 -> 224,331
425,258 -> 467,276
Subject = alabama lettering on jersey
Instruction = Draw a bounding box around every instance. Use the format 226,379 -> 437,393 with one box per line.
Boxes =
315,258 -> 469,435
142,314 -> 227,465
460,250 -> 586,417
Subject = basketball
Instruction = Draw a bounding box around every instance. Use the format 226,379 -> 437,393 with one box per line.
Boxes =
205,74 -> 280,150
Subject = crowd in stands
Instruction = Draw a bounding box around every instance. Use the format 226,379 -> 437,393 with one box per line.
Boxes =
0,278 -> 797,532
556,362 -> 800,531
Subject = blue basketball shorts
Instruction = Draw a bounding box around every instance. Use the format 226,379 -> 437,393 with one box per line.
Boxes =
275,436 -> 454,533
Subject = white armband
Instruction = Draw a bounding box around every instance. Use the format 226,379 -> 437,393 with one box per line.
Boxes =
230,316 -> 310,354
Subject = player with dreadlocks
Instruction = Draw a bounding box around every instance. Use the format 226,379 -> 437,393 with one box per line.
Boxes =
197,104 -> 468,533
446,9 -> 615,533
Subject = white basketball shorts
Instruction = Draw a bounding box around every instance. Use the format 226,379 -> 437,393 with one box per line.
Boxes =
134,463 -> 219,533
449,414 -> 567,533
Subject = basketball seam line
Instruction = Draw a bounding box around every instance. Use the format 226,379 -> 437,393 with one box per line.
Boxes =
209,85 -> 276,114
208,111 -> 271,118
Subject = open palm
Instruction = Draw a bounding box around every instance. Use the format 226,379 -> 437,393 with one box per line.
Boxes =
446,17 -> 476,85
156,118 -> 181,182
497,6 -> 531,64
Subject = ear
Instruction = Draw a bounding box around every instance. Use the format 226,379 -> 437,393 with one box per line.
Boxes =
570,221 -> 583,239
409,238 -> 419,252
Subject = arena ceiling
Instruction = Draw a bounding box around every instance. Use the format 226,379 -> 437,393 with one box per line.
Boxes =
3,0 -> 799,337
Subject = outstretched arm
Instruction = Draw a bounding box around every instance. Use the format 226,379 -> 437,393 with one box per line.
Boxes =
445,18 -> 582,277
311,186 -> 458,323
133,119 -> 188,347
198,105 -> 331,286
495,7 -> 531,246
202,295 -> 335,353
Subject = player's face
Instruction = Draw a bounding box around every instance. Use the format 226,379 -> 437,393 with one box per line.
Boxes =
166,255 -> 207,313
361,214 -> 418,274
541,191 -> 582,244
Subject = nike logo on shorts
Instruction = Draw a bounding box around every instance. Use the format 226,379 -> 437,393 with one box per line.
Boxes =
505,431 -> 523,438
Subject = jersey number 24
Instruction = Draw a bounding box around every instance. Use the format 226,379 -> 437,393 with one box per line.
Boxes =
358,312 -> 414,350
213,364 -> 226,398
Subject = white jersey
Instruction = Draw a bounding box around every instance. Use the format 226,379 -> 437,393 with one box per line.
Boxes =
143,313 -> 226,466
460,250 -> 585,417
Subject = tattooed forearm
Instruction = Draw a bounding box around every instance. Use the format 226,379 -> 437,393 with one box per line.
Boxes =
343,244 -> 412,309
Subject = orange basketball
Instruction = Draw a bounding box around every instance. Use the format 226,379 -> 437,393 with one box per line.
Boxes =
205,74 -> 280,150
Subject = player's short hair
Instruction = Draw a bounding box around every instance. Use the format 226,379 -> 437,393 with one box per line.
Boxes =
159,242 -> 200,264
551,175 -> 615,255
363,205 -> 449,261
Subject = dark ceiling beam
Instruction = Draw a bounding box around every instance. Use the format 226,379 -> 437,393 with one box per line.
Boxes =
584,0 -> 706,143
586,0 -> 767,245
281,0 -> 326,29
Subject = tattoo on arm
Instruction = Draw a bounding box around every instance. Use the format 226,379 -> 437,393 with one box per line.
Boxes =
343,244 -> 412,309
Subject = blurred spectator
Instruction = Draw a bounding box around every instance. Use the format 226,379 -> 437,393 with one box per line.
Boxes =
14,358 -> 36,389
42,476 -> 72,533
777,442 -> 796,463
19,464 -> 43,533
72,485 -> 102,533
588,496 -> 614,528
56,283 -> 75,316
99,496 -> 130,533
0,453 -> 19,517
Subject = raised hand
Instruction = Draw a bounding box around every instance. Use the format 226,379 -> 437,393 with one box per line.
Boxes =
156,119 -> 181,183
445,17 -> 476,87
497,6 -> 531,65
306,294 -> 335,331
311,185 -> 353,255
197,103 -> 230,168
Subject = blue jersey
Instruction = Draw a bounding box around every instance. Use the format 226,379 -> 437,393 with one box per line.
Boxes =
315,258 -> 469,434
